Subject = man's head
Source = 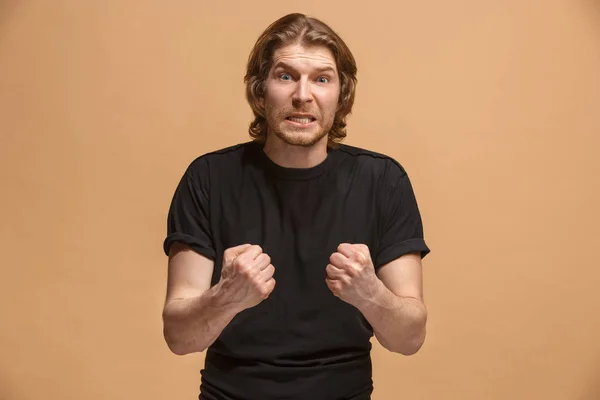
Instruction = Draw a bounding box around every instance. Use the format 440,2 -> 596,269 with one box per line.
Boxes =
244,13 -> 357,148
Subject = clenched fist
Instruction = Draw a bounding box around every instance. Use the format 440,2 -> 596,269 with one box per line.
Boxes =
217,244 -> 276,312
326,243 -> 382,308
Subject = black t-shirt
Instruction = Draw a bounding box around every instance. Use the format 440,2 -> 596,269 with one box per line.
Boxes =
163,141 -> 430,400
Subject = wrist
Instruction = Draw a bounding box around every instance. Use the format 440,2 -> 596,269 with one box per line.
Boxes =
208,281 -> 245,316
355,278 -> 389,311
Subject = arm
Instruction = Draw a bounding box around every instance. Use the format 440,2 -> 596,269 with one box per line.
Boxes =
162,242 -> 275,356
326,245 -> 427,356
359,252 -> 427,355
162,243 -> 237,355
351,164 -> 429,354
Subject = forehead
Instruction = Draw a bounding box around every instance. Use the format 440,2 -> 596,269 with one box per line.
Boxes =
271,43 -> 337,72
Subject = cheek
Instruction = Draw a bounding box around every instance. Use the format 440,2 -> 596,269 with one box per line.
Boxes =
321,91 -> 341,115
264,96 -> 290,116
264,82 -> 291,104
263,94 -> 283,115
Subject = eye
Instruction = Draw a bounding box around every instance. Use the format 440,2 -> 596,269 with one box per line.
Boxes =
317,76 -> 329,84
279,73 -> 292,81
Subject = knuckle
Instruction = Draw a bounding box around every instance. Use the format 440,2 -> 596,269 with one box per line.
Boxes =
224,246 -> 235,255
236,262 -> 251,275
341,259 -> 352,271
260,285 -> 271,297
232,256 -> 243,268
346,266 -> 357,277
356,252 -> 367,264
223,250 -> 234,264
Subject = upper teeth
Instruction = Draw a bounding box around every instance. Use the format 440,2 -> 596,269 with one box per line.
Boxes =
289,117 -> 312,123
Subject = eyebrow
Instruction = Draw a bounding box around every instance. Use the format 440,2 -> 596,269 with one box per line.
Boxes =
272,62 -> 337,74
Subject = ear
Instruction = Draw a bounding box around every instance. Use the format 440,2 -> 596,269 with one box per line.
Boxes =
258,96 -> 264,109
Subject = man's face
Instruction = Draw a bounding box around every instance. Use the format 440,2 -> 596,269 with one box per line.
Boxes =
260,43 -> 341,147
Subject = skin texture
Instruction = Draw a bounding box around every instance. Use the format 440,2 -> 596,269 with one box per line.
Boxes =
162,243 -> 275,355
162,43 -> 427,356
327,244 -> 427,355
260,43 -> 340,168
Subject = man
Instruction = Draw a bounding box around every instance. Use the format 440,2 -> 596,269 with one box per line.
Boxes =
162,13 -> 430,400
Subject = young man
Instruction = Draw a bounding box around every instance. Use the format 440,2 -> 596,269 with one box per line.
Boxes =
162,13 -> 431,400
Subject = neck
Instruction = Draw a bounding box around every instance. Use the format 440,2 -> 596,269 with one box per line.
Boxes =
262,135 -> 328,169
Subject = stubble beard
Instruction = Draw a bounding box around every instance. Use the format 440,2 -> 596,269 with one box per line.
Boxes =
265,106 -> 334,148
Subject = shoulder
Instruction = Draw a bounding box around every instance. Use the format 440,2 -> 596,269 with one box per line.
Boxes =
184,141 -> 257,176
335,143 -> 408,182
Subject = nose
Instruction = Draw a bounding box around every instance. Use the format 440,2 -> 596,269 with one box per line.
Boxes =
292,78 -> 313,105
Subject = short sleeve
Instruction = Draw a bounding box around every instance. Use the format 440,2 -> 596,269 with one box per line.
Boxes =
163,158 -> 216,260
375,164 -> 430,269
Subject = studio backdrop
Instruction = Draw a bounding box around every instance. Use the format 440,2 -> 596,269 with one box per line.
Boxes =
1,1 -> 599,399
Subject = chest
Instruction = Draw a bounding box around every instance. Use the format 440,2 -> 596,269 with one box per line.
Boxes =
208,171 -> 382,286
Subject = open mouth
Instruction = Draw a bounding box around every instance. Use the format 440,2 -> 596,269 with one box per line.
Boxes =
285,116 -> 316,125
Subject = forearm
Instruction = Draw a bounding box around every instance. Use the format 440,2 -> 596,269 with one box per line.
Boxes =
357,281 -> 428,355
162,283 -> 240,355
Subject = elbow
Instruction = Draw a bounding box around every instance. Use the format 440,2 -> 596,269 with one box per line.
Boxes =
163,327 -> 206,356
162,317 -> 206,356
394,335 -> 426,356
382,330 -> 426,355
163,327 -> 189,356
165,339 -> 191,356
167,344 -> 188,356
383,311 -> 428,356
400,312 -> 428,355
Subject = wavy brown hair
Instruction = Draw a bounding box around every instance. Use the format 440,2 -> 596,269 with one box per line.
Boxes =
244,13 -> 358,148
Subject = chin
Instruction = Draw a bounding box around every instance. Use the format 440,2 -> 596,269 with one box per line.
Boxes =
276,128 -> 328,148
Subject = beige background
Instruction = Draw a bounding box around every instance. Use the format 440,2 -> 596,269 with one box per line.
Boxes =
1,1 -> 599,399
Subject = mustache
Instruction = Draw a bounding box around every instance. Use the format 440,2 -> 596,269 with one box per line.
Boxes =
279,109 -> 319,118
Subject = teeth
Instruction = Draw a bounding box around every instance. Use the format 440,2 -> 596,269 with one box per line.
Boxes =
288,117 -> 313,124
